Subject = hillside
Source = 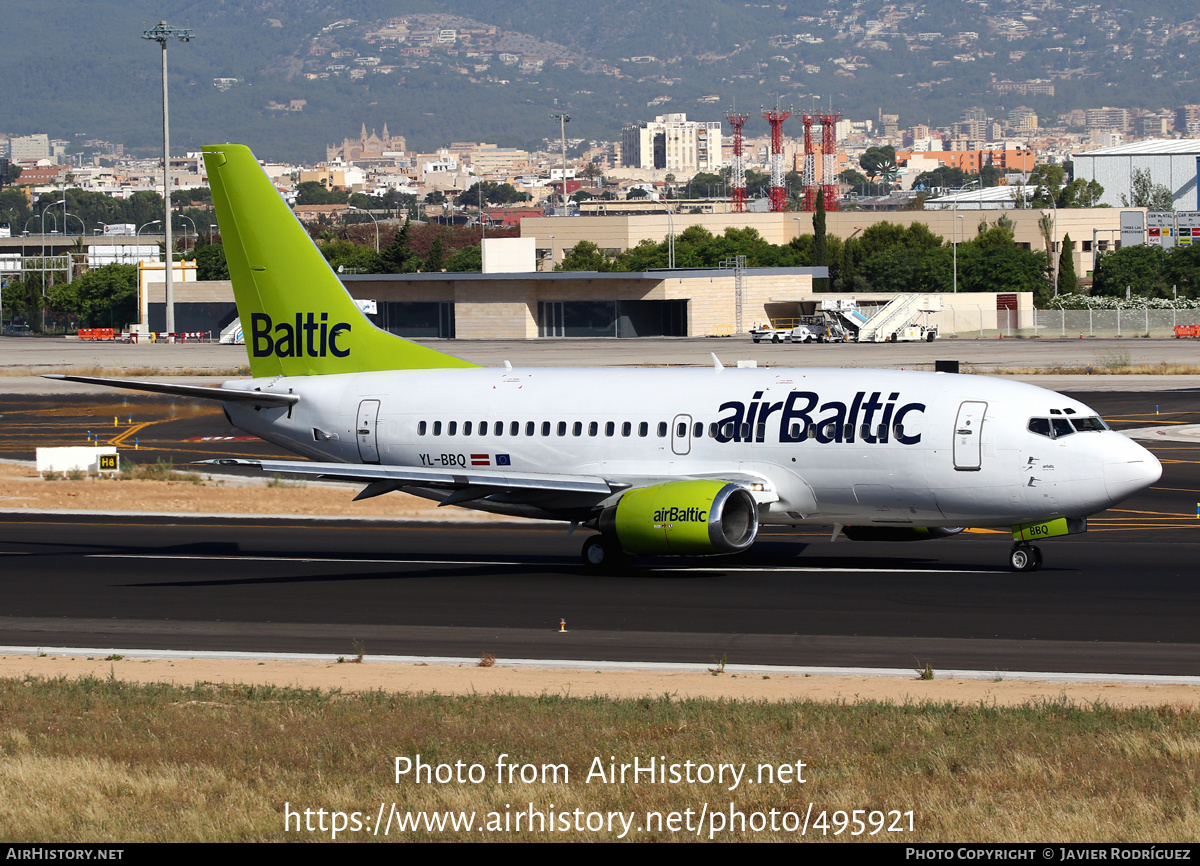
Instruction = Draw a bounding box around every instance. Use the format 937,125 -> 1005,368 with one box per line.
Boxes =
2,0 -> 1198,161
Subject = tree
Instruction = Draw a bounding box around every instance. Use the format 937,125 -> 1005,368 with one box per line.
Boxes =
626,188 -> 649,200
557,240 -> 612,272
295,181 -> 348,206
1122,168 -> 1174,211
1028,165 -> 1067,208
424,234 -> 446,272
859,146 -> 897,181
379,218 -> 420,273
1092,245 -> 1169,297
911,165 -> 969,192
812,192 -> 828,290
1060,179 -> 1105,208
444,243 -> 482,273
47,264 -> 137,328
1057,234 -> 1077,296
1,163 -> 22,187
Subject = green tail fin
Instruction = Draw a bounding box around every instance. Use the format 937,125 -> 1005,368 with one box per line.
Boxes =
202,144 -> 477,377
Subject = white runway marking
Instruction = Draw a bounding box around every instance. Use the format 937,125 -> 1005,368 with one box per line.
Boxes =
87,553 -> 989,573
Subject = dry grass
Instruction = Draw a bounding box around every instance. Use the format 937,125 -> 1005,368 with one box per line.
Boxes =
998,361 -> 1200,376
3,676 -> 1200,842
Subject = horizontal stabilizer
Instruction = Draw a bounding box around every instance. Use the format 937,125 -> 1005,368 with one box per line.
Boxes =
43,374 -> 299,407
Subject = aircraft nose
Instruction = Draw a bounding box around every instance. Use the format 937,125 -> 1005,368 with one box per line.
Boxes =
1103,437 -> 1162,504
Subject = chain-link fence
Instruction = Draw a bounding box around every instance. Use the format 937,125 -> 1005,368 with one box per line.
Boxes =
1031,308 -> 1200,339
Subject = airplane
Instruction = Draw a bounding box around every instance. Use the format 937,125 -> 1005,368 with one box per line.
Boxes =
47,144 -> 1163,573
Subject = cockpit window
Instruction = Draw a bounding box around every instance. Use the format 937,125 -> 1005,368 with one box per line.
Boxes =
1050,418 -> 1075,438
1028,418 -> 1051,437
1071,416 -> 1107,432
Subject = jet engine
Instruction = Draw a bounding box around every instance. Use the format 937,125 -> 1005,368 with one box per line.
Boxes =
598,480 -> 759,556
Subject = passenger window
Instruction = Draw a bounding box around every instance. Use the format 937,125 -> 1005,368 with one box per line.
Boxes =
657,422 -> 668,437
542,421 -> 551,436
510,422 -> 520,436
790,423 -> 802,439
1028,418 -> 1051,437
756,422 -> 766,440
478,421 -> 488,436
495,422 -> 503,437
1051,418 -> 1074,438
588,421 -> 598,437
418,421 -> 427,436
463,421 -> 473,436
740,423 -> 751,440
622,421 -> 632,437
605,421 -> 615,437
573,421 -> 583,436
709,423 -> 718,438
526,421 -> 535,436
448,421 -> 457,436
433,421 -> 442,436
557,421 -> 567,437
638,422 -> 648,437
693,422 -> 703,438
722,421 -> 735,439
676,422 -> 686,437
893,423 -> 904,440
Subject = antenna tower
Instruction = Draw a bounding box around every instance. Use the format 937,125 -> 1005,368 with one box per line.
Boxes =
819,113 -> 840,211
800,114 -> 818,212
761,107 -> 792,212
725,111 -> 749,213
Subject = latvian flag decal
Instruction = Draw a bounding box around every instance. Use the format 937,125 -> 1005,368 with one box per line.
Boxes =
471,454 -> 490,466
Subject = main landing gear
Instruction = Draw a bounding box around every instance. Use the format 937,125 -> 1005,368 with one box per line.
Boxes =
1009,542 -> 1043,572
581,535 -> 631,572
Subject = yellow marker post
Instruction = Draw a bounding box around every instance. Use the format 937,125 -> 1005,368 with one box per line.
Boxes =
114,416 -> 118,427
559,619 -> 567,633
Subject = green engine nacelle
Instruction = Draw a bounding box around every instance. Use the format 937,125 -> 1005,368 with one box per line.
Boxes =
599,480 -> 759,556
841,526 -> 965,542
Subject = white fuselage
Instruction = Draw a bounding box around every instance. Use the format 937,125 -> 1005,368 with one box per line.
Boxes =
222,367 -> 1161,528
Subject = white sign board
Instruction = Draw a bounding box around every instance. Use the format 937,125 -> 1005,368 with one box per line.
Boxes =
36,446 -> 118,474
354,298 -> 378,315
1177,212 -> 1200,251
1120,210 -> 1145,248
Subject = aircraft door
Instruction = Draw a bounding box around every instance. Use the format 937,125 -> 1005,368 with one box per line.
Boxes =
953,401 -> 987,471
671,413 -> 692,456
356,399 -> 381,463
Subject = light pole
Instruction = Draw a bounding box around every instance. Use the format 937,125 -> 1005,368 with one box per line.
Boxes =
1049,196 -> 1059,298
551,113 -> 571,214
346,206 -> 379,253
176,215 -> 197,253
143,20 -> 194,335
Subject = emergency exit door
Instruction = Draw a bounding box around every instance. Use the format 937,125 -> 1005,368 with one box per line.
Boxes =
357,399 -> 381,463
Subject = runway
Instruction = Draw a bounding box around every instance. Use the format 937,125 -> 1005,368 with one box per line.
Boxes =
0,387 -> 1197,676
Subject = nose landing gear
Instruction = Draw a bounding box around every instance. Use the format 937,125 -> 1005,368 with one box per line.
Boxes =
1009,543 -> 1042,572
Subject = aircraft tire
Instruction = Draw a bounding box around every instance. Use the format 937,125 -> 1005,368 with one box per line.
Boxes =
582,535 -> 631,572
1009,543 -> 1041,572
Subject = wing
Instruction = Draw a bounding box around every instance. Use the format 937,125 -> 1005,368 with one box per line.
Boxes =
197,458 -> 621,505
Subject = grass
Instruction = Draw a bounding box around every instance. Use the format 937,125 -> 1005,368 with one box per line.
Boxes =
2,676 -> 1200,841
998,360 -> 1200,376
117,458 -> 202,485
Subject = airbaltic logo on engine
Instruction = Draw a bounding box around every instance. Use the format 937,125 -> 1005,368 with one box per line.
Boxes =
653,506 -> 708,523
251,313 -> 351,358
716,390 -> 926,445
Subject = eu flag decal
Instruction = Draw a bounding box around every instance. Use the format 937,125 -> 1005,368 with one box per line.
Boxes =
496,454 -> 511,466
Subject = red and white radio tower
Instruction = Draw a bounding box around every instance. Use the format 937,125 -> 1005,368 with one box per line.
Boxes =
761,107 -> 792,212
725,111 -> 749,213
800,114 -> 818,212
818,113 -> 840,212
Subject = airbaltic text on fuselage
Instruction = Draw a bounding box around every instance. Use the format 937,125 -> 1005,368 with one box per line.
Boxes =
716,390 -> 926,445
251,313 -> 351,358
